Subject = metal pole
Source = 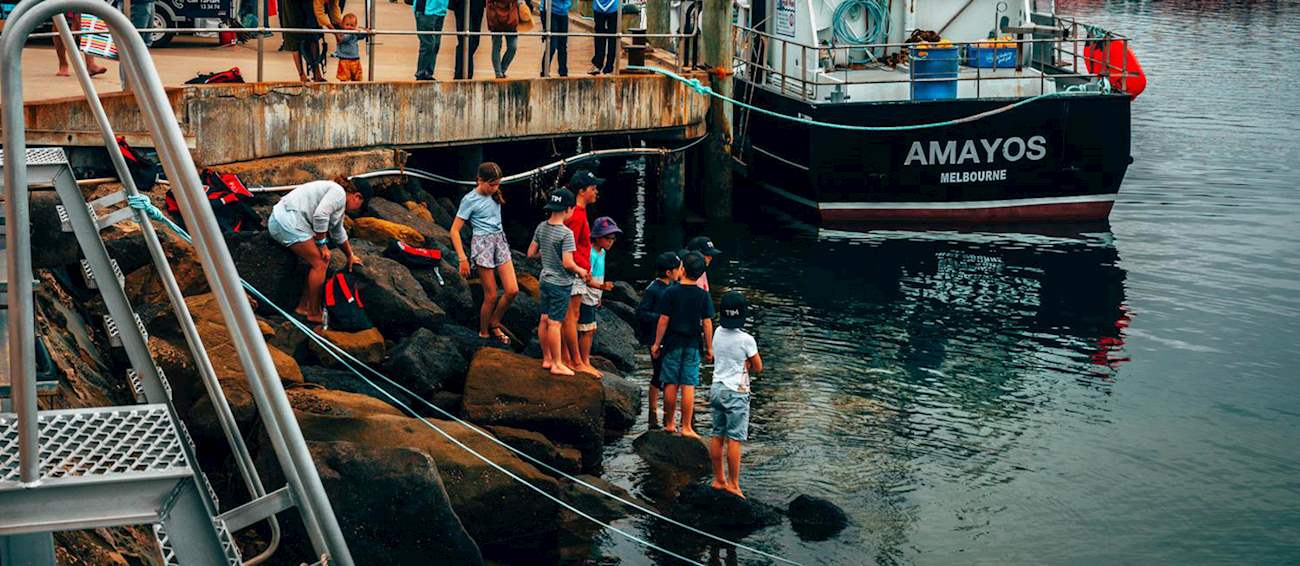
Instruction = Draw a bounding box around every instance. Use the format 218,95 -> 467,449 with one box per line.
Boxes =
3,2 -> 354,564
543,0 -> 551,76
461,0 -> 470,78
612,0 -> 621,75
50,15 -> 282,564
367,0 -> 376,80
257,0 -> 265,81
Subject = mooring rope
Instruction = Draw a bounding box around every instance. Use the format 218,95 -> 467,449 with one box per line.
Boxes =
627,64 -> 1103,131
126,195 -> 802,566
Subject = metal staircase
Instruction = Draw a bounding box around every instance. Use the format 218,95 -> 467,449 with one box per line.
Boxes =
0,1 -> 353,564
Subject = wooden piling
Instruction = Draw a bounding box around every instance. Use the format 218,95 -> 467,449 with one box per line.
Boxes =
700,0 -> 734,219
646,0 -> 674,52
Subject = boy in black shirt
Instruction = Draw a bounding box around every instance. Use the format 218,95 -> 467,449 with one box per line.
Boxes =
636,251 -> 684,429
651,252 -> 715,438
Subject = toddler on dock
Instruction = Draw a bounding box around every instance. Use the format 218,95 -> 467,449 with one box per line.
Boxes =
527,188 -> 588,376
709,291 -> 761,499
636,251 -> 683,429
334,13 -> 364,82
651,252 -> 714,438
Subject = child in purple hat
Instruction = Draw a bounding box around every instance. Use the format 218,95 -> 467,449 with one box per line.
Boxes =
577,216 -> 622,376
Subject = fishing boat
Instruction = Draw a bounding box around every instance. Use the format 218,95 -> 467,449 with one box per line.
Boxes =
729,0 -> 1145,223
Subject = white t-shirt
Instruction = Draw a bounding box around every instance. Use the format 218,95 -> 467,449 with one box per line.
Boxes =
712,327 -> 758,393
272,180 -> 349,243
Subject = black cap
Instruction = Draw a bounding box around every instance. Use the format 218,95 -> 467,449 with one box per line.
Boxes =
567,169 -> 604,190
543,188 -> 576,212
351,177 -> 374,202
654,251 -> 682,272
687,236 -> 722,256
719,291 -> 748,329
682,251 -> 708,279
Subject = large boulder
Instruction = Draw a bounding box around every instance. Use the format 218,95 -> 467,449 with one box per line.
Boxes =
411,260 -> 475,325
590,307 -> 637,372
366,197 -> 452,249
603,300 -> 637,328
486,425 -> 583,476
303,441 -> 484,566
350,216 -> 425,247
30,192 -> 85,268
123,232 -> 209,304
558,475 -> 649,524
330,254 -> 446,337
310,327 -> 386,365
150,293 -> 303,384
632,430 -> 711,476
383,328 -> 469,396
600,372 -> 641,434
227,230 -> 301,312
670,484 -> 783,534
288,389 -> 563,560
300,366 -> 394,405
496,286 -> 540,347
607,281 -> 641,307
788,494 -> 850,540
462,349 -> 605,470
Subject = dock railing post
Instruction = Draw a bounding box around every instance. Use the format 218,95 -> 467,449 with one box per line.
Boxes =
367,0 -> 377,80
257,0 -> 265,81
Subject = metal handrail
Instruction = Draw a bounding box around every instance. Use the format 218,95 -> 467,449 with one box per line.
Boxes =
2,1 -> 354,564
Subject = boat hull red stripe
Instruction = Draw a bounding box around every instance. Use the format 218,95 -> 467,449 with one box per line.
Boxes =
820,200 -> 1115,223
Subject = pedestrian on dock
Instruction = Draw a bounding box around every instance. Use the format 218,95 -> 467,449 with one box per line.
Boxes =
636,251 -> 683,429
450,0 -> 486,79
651,251 -> 714,438
528,188 -> 589,376
539,0 -> 571,76
412,0 -> 449,80
485,0 -> 521,78
450,162 -> 520,345
686,236 -> 721,291
577,217 -> 621,376
333,13 -> 364,82
587,0 -> 618,74
561,169 -> 602,376
709,291 -> 761,499
267,177 -> 369,324
53,14 -> 108,78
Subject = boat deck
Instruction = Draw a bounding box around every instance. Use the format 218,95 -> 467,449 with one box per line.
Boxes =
770,64 -> 1056,103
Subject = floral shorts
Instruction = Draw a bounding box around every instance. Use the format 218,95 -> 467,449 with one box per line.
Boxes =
470,232 -> 511,269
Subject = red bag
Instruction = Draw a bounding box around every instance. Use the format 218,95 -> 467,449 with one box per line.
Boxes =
384,240 -> 442,268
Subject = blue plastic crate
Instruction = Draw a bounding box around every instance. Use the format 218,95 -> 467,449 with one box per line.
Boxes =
910,46 -> 959,101
967,46 -> 1017,68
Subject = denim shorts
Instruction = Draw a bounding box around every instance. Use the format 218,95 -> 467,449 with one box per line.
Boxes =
539,280 -> 570,322
577,303 -> 597,332
710,382 -> 751,441
659,346 -> 700,386
267,209 -> 313,246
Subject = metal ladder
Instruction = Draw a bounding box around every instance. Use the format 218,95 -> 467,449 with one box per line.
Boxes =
0,1 -> 354,564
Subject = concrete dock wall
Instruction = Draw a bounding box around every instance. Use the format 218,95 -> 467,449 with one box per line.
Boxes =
14,75 -> 710,166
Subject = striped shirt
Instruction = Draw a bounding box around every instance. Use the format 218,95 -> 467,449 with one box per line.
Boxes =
532,221 -> 577,286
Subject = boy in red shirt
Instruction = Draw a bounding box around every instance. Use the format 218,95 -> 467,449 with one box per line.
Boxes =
561,169 -> 602,376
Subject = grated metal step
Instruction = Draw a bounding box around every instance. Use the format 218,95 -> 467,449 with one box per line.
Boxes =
103,312 -> 149,347
0,405 -> 188,484
127,367 -> 174,404
81,257 -> 125,290
155,517 -> 242,566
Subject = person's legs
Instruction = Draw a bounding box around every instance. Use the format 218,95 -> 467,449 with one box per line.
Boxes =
553,16 -> 568,76
287,241 -> 328,323
477,266 -> 499,337
709,435 -> 726,490
415,12 -> 444,79
539,316 -> 552,368
293,52 -> 308,81
490,259 -> 519,333
590,12 -> 605,71
680,384 -> 698,438
54,31 -> 70,76
490,34 -> 504,77
500,34 -> 518,75
600,12 -> 617,72
561,292 -> 581,366
725,439 -> 744,497
578,328 -> 594,371
647,353 -> 662,427
129,0 -> 155,46
662,383 -> 679,433
545,319 -> 572,375
466,0 -> 484,77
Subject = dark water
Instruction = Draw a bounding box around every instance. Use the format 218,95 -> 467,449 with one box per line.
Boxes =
583,2 -> 1300,564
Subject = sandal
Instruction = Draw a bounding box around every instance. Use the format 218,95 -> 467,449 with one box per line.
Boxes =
489,326 -> 512,345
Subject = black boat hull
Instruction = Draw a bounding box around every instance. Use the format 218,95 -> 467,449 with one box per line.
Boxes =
736,82 -> 1132,223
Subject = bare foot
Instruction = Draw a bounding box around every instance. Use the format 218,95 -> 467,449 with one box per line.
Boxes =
576,364 -> 602,377
550,363 -> 576,376
710,480 -> 727,490
88,66 -> 108,76
724,485 -> 745,499
663,424 -> 678,434
542,360 -> 553,369
680,428 -> 701,440
57,66 -> 70,77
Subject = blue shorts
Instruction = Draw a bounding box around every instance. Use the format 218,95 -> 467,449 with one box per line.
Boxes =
710,382 -> 750,441
540,281 -> 570,322
577,303 -> 597,331
659,346 -> 700,387
267,209 -> 313,246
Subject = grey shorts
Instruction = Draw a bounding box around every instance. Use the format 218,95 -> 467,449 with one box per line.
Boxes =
710,382 -> 750,441
470,232 -> 511,269
540,280 -> 570,322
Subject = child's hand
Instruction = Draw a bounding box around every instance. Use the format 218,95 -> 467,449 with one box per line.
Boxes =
651,344 -> 662,359
704,349 -> 714,363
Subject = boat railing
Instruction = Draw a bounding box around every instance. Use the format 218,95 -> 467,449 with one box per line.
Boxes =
732,20 -> 1136,103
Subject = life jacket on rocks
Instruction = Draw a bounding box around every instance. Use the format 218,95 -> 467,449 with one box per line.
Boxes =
164,169 -> 262,233
116,137 -> 163,193
323,271 -> 373,332
185,67 -> 245,84
384,239 -> 442,268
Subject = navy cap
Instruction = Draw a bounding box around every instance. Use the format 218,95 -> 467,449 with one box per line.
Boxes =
543,188 -> 576,212
567,169 -> 604,190
591,216 -> 623,238
687,236 -> 721,256
654,251 -> 682,272
719,291 -> 748,329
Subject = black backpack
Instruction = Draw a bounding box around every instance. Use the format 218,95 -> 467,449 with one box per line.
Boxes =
323,271 -> 372,332
384,240 -> 442,268
116,137 -> 162,193
164,169 -> 262,233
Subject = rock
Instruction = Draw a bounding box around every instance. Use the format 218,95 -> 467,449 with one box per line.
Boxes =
286,387 -> 405,417
487,425 -> 583,476
123,233 -> 209,304
517,272 -> 541,300
332,253 -> 446,337
103,231 -> 152,275
30,192 -> 85,268
632,430 -> 711,476
604,300 -> 637,328
383,328 -> 469,395
510,250 -> 541,278
367,197 -> 452,249
411,260 -> 475,324
591,307 -> 637,372
559,475 -> 649,523
430,391 -> 463,416
351,216 -> 426,247
522,336 -> 542,359
310,327 -> 386,365
300,366 -> 394,404
289,398 -> 563,560
601,372 -> 641,433
788,494 -> 850,540
227,230 -> 302,312
589,355 -> 621,375
189,376 -> 259,444
434,197 -> 457,228
150,293 -> 303,384
304,441 -> 484,565
670,484 -> 783,533
496,285 -> 541,347
437,323 -> 510,360
462,348 -> 605,470
607,281 -> 641,307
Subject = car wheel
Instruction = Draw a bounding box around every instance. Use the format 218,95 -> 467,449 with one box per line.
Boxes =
149,10 -> 174,47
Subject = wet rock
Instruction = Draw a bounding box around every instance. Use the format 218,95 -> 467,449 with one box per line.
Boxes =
632,430 -> 711,476
462,348 -> 605,471
411,260 -> 475,324
366,196 -> 452,249
300,366 -> 393,404
559,475 -> 649,523
306,441 -> 484,565
332,254 -> 446,337
603,300 -> 637,328
591,307 -> 637,372
671,484 -> 783,533
601,372 -> 641,433
607,281 -> 641,307
383,328 -> 469,395
788,494 -> 850,540
487,425 -> 583,476
590,355 -> 621,375
227,230 -> 301,312
30,192 -> 84,268
310,327 -> 386,365
351,216 -> 425,247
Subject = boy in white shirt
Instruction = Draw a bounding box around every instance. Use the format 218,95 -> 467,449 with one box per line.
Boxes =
709,291 -> 762,499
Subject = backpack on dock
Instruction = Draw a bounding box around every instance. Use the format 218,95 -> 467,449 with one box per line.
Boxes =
163,169 -> 262,234
323,271 -> 373,332
184,67 -> 245,85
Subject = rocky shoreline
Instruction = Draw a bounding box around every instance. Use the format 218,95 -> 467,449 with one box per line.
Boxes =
28,159 -> 845,564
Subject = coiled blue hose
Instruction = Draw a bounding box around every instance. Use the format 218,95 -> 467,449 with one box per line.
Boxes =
831,0 -> 889,61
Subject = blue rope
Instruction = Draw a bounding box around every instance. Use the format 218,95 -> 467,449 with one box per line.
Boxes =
628,64 -> 1094,131
127,196 -> 801,565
